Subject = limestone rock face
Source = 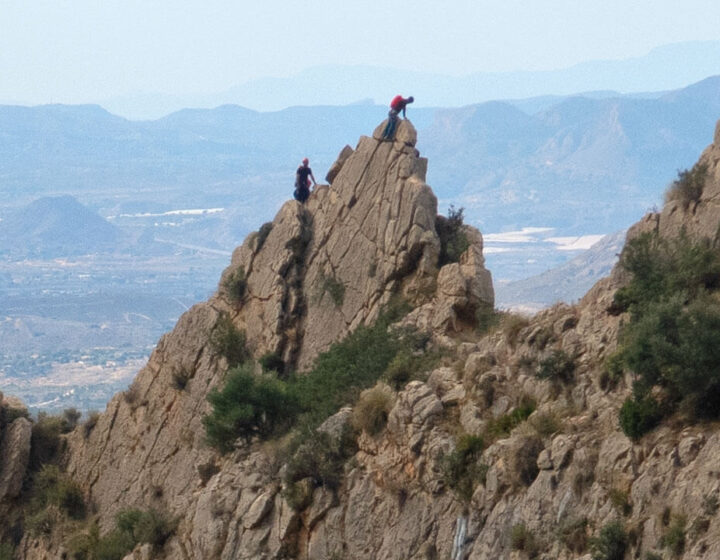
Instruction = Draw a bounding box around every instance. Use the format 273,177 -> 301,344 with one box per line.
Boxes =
56,119 -> 493,545
218,118 -> 492,369
325,144 -> 353,184
22,119 -> 720,560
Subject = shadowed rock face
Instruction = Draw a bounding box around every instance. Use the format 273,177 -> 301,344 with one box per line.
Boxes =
0,393 -> 31,506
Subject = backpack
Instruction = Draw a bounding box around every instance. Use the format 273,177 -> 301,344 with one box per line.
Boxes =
390,95 -> 404,111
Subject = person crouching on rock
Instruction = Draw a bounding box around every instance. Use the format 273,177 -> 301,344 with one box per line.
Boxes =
382,95 -> 414,140
294,157 -> 317,203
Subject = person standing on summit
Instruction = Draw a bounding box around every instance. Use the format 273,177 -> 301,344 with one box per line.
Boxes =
294,157 -> 317,203
382,95 -> 414,140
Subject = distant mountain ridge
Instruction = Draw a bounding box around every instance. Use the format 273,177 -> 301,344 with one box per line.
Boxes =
425,75 -> 720,237
0,195 -> 119,257
96,40 -> 720,119
2,75 -> 720,284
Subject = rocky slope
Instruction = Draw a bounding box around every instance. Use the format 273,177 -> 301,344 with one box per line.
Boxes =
3,117 -> 720,559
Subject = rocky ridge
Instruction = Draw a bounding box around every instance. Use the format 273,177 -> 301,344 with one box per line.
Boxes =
2,118 -> 720,559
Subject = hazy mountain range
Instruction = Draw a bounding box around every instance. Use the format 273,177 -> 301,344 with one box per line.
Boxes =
0,195 -> 120,257
3,72 -> 720,410
3,75 -> 719,269
98,41 -> 720,120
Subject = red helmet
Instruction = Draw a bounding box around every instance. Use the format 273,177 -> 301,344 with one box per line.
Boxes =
302,158 -> 309,165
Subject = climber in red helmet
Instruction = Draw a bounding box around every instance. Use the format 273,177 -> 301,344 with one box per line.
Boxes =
294,157 -> 317,203
382,95 -> 414,140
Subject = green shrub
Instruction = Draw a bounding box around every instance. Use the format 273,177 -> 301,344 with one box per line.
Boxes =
255,222 -> 273,251
382,341 -> 437,390
665,163 -> 707,209
510,523 -> 538,556
611,232 -> 720,316
29,413 -> 64,470
383,350 -> 414,389
67,522 -> 100,560
171,366 -> 192,390
609,488 -> 632,516
589,521 -> 627,560
83,411 -> 100,439
61,408 -> 82,433
619,394 -> 662,440
209,313 -> 249,367
282,478 -> 314,511
536,350 -> 575,383
116,509 -> 175,548
0,543 -> 14,560
610,231 -> 720,428
475,302 -> 500,334
501,313 -> 530,347
661,515 -> 686,557
284,428 -> 357,493
204,300 -> 415,455
485,397 -> 536,440
69,509 -> 176,560
30,464 -> 86,520
600,353 -> 624,391
352,383 -> 394,435
530,411 -> 562,438
289,307 -> 411,429
557,517 -> 588,553
26,507 -> 60,536
96,530 -> 135,560
259,352 -> 285,374
204,365 -> 300,452
436,205 -> 470,266
223,266 -> 247,305
440,434 -> 486,502
619,295 -> 720,420
321,274 -> 345,306
644,552 -> 663,560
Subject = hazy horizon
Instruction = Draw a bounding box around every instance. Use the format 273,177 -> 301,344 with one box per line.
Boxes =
3,0 -> 720,112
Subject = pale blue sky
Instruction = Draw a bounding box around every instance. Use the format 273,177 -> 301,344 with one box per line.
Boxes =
2,0 -> 720,105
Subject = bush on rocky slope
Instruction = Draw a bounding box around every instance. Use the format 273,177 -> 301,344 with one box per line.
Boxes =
209,313 -> 250,368
67,509 -> 176,560
204,301 -> 434,452
589,520 -> 628,560
610,231 -> 720,437
0,543 -> 14,560
436,205 -> 469,267
440,434 -> 486,502
664,162 -> 708,209
203,365 -> 300,451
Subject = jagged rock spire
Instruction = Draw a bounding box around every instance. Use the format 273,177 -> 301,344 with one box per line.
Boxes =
219,119 -> 493,369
